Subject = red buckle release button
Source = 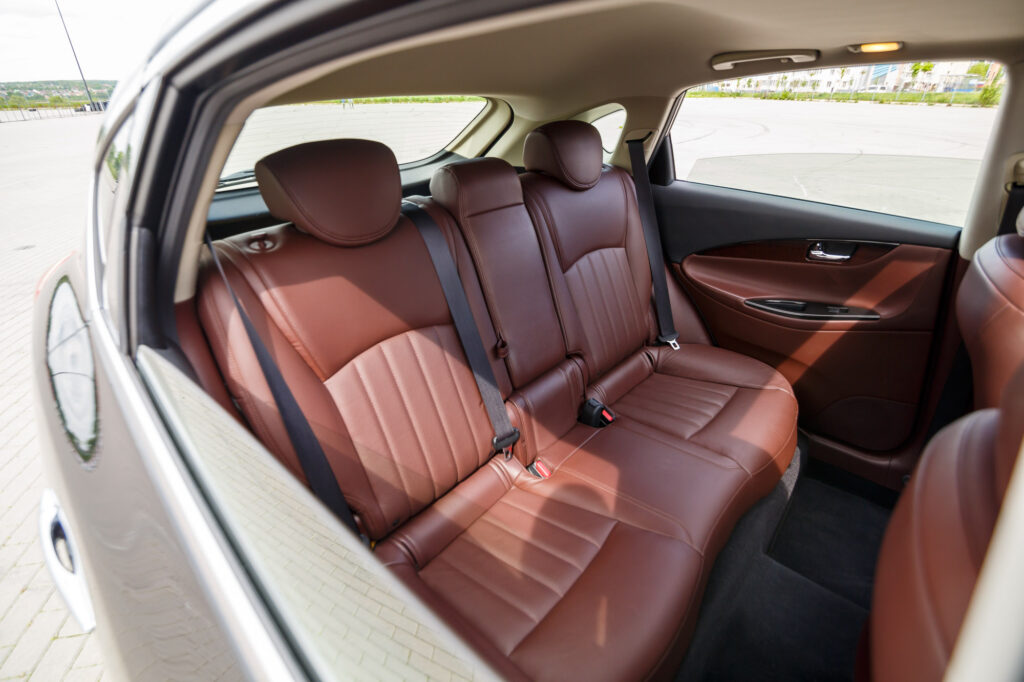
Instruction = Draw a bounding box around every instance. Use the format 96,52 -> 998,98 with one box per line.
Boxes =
532,460 -> 552,479
600,408 -> 615,423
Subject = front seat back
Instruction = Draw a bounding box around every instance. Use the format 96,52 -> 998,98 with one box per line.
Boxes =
868,365 -> 1024,681
957,209 -> 1024,408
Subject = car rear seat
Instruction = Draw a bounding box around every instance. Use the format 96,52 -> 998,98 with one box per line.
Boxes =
427,150 -> 798,558
517,122 -> 798,538
195,132 -> 798,680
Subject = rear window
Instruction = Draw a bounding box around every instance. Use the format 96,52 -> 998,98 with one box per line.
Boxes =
669,60 -> 1004,226
221,96 -> 487,180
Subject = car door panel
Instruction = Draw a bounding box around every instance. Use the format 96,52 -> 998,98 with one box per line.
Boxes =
656,181 -> 958,469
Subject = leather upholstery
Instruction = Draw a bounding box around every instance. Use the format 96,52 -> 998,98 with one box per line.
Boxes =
255,139 -> 401,246
197,133 -> 801,680
869,366 -> 1024,682
956,231 -> 1024,409
523,120 -> 603,191
431,158 -> 567,388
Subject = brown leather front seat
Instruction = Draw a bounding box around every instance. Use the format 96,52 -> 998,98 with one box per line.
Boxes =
957,211 -> 1024,408
869,366 -> 1024,681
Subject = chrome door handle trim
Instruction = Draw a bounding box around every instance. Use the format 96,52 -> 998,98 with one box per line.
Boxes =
808,242 -> 852,261
38,489 -> 96,632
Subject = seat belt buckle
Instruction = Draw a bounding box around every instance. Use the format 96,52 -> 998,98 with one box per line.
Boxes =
658,333 -> 680,351
492,428 -> 521,460
579,398 -> 615,428
528,459 -> 552,479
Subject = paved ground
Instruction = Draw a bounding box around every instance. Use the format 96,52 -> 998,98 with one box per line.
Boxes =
0,114 -> 107,681
673,98 -> 997,225
0,99 -> 997,681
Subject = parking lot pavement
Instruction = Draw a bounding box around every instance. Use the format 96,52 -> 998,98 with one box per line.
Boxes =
0,115 -> 107,681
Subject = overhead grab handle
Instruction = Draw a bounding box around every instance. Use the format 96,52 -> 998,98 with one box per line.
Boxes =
710,49 -> 820,71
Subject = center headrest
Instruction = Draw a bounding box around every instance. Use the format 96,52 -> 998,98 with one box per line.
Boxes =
255,139 -> 401,247
430,157 -> 523,218
523,121 -> 603,191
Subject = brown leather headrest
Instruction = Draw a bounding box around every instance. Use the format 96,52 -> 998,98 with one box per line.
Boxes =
430,158 -> 524,218
523,121 -> 603,191
996,364 -> 1024,499
255,139 -> 401,247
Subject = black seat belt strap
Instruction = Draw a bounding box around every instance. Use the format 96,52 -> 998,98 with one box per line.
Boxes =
997,182 -> 1024,236
402,203 -> 520,457
627,136 -> 679,349
203,234 -> 365,541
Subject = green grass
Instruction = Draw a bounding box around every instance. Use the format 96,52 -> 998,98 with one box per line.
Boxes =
687,87 -> 1003,107
333,95 -> 485,104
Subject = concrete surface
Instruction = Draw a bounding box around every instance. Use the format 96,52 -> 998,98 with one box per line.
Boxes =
0,98 -> 998,680
673,98 -> 998,225
0,114 -> 106,682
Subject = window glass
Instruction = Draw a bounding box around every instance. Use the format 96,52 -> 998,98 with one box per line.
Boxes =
221,96 -> 487,179
670,61 -> 1005,226
591,108 -> 626,155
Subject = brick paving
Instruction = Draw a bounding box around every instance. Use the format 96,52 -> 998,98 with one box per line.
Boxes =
0,115 -> 107,681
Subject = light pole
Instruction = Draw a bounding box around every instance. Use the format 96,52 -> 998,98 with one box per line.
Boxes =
54,0 -> 96,110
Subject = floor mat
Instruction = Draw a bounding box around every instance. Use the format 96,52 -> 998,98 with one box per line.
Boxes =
681,555 -> 867,682
769,477 -> 892,609
678,456 -> 894,682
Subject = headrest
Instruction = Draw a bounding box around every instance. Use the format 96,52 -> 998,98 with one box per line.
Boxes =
255,139 -> 401,247
430,158 -> 524,218
523,121 -> 603,191
996,364 -> 1024,500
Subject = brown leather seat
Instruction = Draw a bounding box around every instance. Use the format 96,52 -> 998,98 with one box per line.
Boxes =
198,139 -> 708,680
868,365 -> 1024,682
428,153 -> 798,559
517,122 -> 798,532
956,214 -> 1024,409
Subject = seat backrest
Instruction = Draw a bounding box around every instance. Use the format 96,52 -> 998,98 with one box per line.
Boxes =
197,139 -> 509,540
430,157 -> 569,389
869,365 -> 1024,681
519,121 -> 656,379
956,212 -> 1024,409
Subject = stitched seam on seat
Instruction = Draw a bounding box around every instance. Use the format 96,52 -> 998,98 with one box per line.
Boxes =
469,515 -> 590,577
506,520 -> 618,655
497,496 -> 605,550
436,325 -> 491,469
554,467 -> 697,547
382,338 -> 441,500
351,357 -> 415,523
568,262 -> 613,369
429,553 -> 543,625
408,331 -> 463,481
609,418 -> 740,470
455,530 -> 568,597
615,393 -> 721,429
473,512 -> 592,572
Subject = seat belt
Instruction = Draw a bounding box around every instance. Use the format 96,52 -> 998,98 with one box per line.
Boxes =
997,182 -> 1024,236
626,136 -> 679,349
203,234 -> 365,542
401,203 -> 520,457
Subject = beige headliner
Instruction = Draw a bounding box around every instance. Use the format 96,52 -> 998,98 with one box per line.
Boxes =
276,0 -> 1024,116
176,0 -> 1024,300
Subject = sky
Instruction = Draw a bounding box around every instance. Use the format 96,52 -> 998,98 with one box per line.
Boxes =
0,0 -> 191,82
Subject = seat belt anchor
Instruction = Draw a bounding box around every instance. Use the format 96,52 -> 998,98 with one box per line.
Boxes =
492,428 -> 521,459
659,333 -> 680,351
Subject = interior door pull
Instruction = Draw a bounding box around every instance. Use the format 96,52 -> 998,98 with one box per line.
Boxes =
808,242 -> 854,262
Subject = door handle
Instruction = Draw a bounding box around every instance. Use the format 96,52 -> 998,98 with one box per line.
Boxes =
38,489 -> 96,632
808,241 -> 854,262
